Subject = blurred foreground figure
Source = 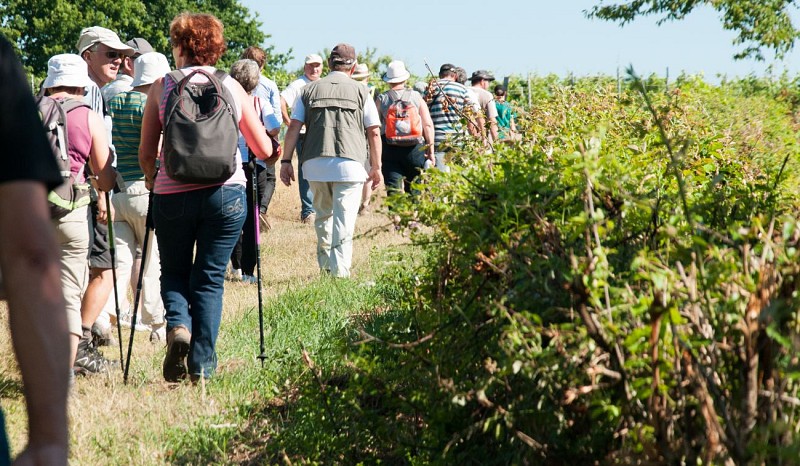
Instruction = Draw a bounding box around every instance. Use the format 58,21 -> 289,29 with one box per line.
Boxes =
0,35 -> 69,466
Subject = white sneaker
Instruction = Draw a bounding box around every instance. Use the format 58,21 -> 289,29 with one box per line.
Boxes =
119,310 -> 151,332
149,324 -> 167,344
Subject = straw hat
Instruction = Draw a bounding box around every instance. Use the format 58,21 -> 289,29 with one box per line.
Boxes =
352,63 -> 369,81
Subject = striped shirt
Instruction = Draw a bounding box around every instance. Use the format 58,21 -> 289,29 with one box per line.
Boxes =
108,90 -> 147,181
426,79 -> 471,143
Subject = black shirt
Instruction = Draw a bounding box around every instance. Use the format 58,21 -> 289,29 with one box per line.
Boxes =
0,35 -> 62,189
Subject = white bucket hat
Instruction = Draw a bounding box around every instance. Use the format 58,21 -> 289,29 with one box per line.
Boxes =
382,60 -> 410,84
42,54 -> 92,89
131,52 -> 171,87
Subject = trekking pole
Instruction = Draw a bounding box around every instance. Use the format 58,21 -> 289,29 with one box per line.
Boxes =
123,181 -> 155,384
251,160 -> 267,367
105,191 -> 125,373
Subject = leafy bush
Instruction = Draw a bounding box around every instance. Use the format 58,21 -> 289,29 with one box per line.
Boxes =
250,75 -> 800,465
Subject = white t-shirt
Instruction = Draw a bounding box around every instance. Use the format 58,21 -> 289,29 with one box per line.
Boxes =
291,73 -> 380,182
239,95 -> 281,164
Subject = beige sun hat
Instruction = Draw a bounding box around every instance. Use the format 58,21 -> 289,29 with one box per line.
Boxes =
76,26 -> 135,55
304,53 -> 323,64
382,60 -> 410,84
352,63 -> 369,81
131,52 -> 171,87
42,54 -> 92,89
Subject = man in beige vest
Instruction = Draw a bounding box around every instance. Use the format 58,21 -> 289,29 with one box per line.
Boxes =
279,43 -> 382,278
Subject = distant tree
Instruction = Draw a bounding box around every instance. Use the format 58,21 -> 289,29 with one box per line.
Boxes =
0,0 -> 288,79
587,0 -> 800,60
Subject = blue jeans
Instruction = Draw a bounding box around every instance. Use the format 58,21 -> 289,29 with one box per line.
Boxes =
153,184 -> 246,378
296,137 -> 314,219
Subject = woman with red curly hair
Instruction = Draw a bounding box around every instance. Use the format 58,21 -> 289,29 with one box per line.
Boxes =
139,12 -> 273,383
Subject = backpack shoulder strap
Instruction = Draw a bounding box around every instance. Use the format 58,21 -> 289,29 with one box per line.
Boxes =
60,98 -> 90,114
167,70 -> 185,84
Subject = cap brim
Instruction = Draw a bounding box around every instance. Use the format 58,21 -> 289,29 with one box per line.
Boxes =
98,40 -> 135,56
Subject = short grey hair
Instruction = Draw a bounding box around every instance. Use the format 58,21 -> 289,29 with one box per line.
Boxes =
229,59 -> 260,94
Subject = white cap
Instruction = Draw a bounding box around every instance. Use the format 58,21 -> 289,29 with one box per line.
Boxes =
42,54 -> 92,89
131,52 -> 171,87
382,60 -> 410,84
76,26 -> 135,55
305,53 -> 323,64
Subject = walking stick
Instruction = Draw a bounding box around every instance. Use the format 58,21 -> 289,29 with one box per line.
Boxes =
251,161 -> 267,367
105,191 -> 124,373
123,184 -> 155,384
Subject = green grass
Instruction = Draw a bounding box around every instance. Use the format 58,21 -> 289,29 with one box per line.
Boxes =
160,273 -> 389,464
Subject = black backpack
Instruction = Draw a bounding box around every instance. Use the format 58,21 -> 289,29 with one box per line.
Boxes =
163,69 -> 239,184
35,95 -> 92,218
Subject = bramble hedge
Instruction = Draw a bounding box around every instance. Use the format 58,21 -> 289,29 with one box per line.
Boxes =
256,74 -> 800,465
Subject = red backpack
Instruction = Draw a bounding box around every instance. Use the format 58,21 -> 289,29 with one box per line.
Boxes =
383,89 -> 423,146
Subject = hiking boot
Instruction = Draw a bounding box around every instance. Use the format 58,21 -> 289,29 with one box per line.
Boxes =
242,274 -> 258,284
300,213 -> 315,225
91,322 -> 116,347
259,211 -> 271,231
74,338 -> 116,375
163,326 -> 191,382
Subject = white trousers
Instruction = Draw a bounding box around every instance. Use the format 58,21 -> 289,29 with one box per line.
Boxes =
101,181 -> 164,326
309,181 -> 363,278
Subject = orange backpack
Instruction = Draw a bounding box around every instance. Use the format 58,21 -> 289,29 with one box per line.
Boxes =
383,89 -> 423,146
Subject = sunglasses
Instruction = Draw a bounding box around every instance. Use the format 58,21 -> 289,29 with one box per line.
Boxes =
97,50 -> 125,59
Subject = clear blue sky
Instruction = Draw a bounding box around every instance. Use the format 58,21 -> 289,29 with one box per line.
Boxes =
238,0 -> 800,81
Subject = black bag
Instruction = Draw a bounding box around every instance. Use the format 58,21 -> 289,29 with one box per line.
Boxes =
35,96 -> 92,218
163,69 -> 239,184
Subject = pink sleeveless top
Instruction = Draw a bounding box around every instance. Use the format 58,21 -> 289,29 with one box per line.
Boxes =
154,66 -> 246,195
62,102 -> 92,183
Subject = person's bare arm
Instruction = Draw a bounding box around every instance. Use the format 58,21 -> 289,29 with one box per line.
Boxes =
280,96 -> 292,127
139,79 -> 164,190
0,182 -> 68,466
366,125 -> 382,190
279,119 -> 303,186
233,85 -> 272,161
418,101 -> 436,161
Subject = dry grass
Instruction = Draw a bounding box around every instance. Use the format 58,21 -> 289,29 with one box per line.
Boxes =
0,175 -> 407,465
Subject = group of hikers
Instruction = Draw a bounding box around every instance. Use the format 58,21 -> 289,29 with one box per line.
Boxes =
0,10 -> 518,464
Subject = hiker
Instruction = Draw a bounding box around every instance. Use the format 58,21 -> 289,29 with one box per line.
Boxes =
0,36 -> 69,466
101,52 -> 171,344
352,63 -> 376,215
281,53 -> 323,225
280,43 -> 382,278
425,63 -> 475,172
74,26 -> 134,374
138,12 -> 273,383
469,70 -> 499,144
241,46 -> 281,231
228,58 -> 280,284
101,37 -> 154,102
41,54 -> 116,374
376,60 -> 435,195
494,85 -> 519,141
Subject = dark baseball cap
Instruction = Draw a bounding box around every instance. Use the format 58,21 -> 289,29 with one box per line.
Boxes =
329,43 -> 356,65
126,37 -> 154,58
470,70 -> 495,82
439,63 -> 457,75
